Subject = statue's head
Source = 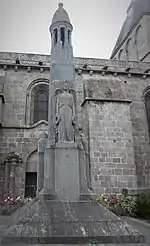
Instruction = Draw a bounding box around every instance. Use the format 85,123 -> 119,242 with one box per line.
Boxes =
63,83 -> 69,92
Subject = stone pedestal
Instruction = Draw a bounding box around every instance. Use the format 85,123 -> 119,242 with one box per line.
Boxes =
41,144 -> 55,197
37,136 -> 47,196
79,149 -> 88,193
55,142 -> 79,201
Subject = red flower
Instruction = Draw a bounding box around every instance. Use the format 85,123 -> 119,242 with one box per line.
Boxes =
108,194 -> 118,204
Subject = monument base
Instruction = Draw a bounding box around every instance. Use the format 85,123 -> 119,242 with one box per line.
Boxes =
1,196 -> 145,245
55,142 -> 80,201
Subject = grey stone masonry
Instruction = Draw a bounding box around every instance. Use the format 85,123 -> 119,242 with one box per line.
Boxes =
1,51 -> 150,73
85,100 -> 137,194
0,71 -> 5,127
81,72 -> 150,192
0,51 -> 150,197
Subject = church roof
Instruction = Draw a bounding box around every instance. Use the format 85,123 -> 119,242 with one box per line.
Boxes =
51,3 -> 70,24
111,0 -> 150,58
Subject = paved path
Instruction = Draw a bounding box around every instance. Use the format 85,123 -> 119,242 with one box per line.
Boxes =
0,244 -> 148,246
122,216 -> 150,244
0,216 -> 11,238
0,215 -> 149,245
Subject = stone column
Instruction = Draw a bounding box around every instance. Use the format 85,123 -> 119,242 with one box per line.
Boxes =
42,142 -> 55,198
65,28 -> 68,48
37,133 -> 48,197
77,127 -> 91,192
0,97 -> 3,126
4,152 -> 22,200
4,161 -> 9,198
9,160 -> 15,200
58,27 -> 61,43
52,31 -> 54,46
79,149 -> 89,193
85,152 -> 91,189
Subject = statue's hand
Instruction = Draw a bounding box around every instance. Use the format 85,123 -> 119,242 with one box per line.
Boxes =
55,115 -> 61,125
72,115 -> 76,125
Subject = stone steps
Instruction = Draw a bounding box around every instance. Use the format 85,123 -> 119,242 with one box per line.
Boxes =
0,244 -> 149,246
0,199 -> 146,245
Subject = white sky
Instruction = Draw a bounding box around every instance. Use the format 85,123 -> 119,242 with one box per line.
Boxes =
0,0 -> 131,59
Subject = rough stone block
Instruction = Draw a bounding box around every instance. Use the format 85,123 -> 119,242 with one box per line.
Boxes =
55,142 -> 80,201
1,199 -> 145,245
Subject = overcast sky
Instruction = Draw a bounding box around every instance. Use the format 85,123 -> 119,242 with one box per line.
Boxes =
0,0 -> 131,59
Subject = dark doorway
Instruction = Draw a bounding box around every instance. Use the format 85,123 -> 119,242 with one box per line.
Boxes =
25,172 -> 37,198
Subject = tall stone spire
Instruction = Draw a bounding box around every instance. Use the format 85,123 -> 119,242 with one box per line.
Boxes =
42,3 -> 78,200
50,3 -> 74,82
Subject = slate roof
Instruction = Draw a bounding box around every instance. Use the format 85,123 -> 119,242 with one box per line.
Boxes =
111,0 -> 150,58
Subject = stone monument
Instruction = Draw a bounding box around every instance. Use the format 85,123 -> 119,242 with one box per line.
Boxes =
1,3 -> 146,245
55,84 -> 76,142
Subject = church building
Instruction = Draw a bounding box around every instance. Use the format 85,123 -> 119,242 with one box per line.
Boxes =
111,0 -> 150,62
0,1 -> 150,199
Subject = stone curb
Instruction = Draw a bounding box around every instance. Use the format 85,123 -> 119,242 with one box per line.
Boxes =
0,199 -> 37,244
122,216 -> 150,228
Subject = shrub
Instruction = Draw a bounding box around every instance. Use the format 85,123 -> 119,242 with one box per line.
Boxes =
119,195 -> 137,217
108,203 -> 127,216
0,203 -> 24,215
136,192 -> 150,219
0,196 -> 33,216
94,194 -> 107,206
94,192 -> 150,219
94,194 -> 126,216
94,193 -> 137,217
107,194 -> 118,205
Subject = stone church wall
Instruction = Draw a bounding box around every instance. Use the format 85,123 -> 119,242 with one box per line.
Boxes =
0,126 -> 48,198
0,53 -> 150,197
113,15 -> 150,62
0,65 -> 86,198
0,67 -> 49,197
86,100 -> 136,194
81,72 -> 150,193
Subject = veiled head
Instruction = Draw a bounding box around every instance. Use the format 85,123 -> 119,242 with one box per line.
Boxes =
63,83 -> 69,92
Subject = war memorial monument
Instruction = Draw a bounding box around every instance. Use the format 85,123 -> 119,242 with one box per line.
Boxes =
0,3 -> 148,246
1,3 -> 144,245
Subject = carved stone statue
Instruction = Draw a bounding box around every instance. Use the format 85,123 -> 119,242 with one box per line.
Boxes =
55,84 -> 76,142
77,126 -> 88,154
75,126 -> 90,190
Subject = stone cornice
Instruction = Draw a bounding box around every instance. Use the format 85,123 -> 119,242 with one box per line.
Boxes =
2,120 -> 48,129
0,52 -> 150,76
0,63 -> 149,77
81,97 -> 132,107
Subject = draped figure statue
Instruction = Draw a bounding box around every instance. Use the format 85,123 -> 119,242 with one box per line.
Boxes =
55,84 -> 76,142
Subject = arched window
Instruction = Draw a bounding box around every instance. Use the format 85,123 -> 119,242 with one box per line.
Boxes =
126,38 -> 132,61
54,29 -> 58,44
145,91 -> 150,137
30,84 -> 49,125
68,29 -> 71,44
135,25 -> 145,61
60,27 -> 65,46
25,79 -> 49,126
34,91 -> 48,124
118,49 -> 126,60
